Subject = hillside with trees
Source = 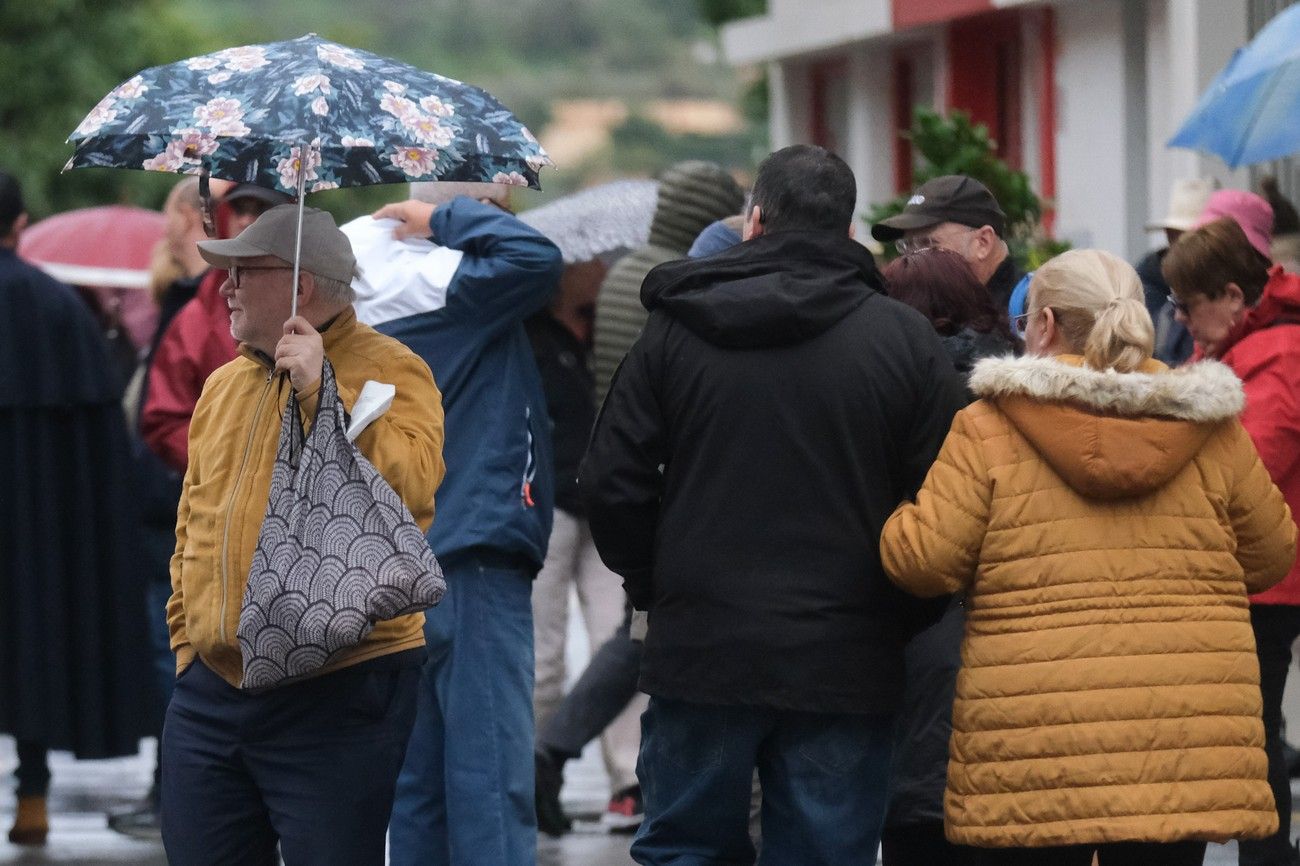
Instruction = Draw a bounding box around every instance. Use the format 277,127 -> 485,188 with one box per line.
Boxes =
3,0 -> 768,220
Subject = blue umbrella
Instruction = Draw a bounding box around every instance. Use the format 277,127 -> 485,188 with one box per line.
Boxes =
1169,4 -> 1300,167
66,34 -> 552,314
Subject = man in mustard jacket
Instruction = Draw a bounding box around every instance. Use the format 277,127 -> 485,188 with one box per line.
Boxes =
160,204 -> 446,866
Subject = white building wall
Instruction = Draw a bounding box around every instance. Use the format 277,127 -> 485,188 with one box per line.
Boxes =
1146,0 -> 1251,240
734,0 -> 1262,258
1053,0 -> 1131,254
845,51 -> 899,218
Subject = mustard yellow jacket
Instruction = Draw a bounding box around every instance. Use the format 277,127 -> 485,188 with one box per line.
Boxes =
881,355 -> 1298,848
168,307 -> 446,687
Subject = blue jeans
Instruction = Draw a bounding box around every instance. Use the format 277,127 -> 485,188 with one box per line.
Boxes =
389,554 -> 536,866
160,658 -> 419,866
632,697 -> 895,866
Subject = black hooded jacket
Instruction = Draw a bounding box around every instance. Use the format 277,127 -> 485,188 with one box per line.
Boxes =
580,230 -> 968,714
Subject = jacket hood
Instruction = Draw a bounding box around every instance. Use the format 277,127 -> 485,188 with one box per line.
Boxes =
647,161 -> 746,252
640,230 -> 884,349
1220,266 -> 1300,357
969,355 -> 1244,499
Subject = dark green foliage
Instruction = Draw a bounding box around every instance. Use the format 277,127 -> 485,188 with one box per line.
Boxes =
867,107 -> 1067,267
697,0 -> 766,27
607,113 -> 761,175
0,0 -> 204,217
6,0 -> 763,224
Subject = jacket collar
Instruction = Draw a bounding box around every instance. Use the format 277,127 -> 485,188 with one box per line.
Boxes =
238,306 -> 358,371
1218,266 -> 1300,359
969,354 -> 1244,422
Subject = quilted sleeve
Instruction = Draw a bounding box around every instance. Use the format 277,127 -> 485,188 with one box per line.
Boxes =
1224,420 -> 1298,593
880,408 -> 992,597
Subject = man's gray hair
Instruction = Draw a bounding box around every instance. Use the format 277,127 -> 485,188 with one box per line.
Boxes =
310,272 -> 355,306
410,181 -> 511,208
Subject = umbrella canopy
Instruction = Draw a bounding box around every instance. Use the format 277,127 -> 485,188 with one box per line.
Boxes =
66,33 -> 552,193
1169,4 -> 1300,167
18,205 -> 164,349
520,180 -> 658,264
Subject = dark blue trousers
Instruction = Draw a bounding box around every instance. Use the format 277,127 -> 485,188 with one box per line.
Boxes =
160,657 -> 419,866
632,697 -> 896,866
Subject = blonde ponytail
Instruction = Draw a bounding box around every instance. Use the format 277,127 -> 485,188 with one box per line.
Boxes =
1083,295 -> 1154,373
1030,249 -> 1155,372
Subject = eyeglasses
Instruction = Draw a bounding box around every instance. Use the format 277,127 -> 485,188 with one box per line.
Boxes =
228,264 -> 292,288
1012,312 -> 1032,338
895,227 -> 978,257
1166,292 -> 1191,316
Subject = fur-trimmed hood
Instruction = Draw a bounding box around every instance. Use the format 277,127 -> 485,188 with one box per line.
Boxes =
968,354 -> 1245,499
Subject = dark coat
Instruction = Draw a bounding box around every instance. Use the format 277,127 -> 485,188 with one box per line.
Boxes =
580,230 -> 968,714
985,253 -> 1024,315
0,247 -> 149,757
526,312 -> 595,518
886,324 -> 1014,827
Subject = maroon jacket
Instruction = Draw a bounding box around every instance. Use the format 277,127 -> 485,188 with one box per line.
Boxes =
139,268 -> 237,473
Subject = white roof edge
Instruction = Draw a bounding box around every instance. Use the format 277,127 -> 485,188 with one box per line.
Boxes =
721,2 -> 892,65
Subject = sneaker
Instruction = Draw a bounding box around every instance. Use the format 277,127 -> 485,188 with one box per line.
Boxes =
106,802 -> 162,841
601,785 -> 643,832
534,750 -> 571,837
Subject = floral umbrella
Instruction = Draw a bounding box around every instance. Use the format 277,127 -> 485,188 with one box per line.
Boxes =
66,33 -> 552,314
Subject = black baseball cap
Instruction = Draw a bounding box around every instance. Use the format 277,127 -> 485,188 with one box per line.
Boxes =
223,183 -> 293,207
871,175 -> 1007,242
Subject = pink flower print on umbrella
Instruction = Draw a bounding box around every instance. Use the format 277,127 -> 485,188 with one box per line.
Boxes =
194,97 -> 250,137
218,46 -> 271,72
278,143 -> 322,190
419,95 -> 454,118
380,93 -> 419,122
73,98 -> 119,137
142,141 -> 199,172
405,114 -> 453,148
294,74 -> 332,96
317,43 -> 365,71
492,171 -> 530,187
68,34 -> 551,193
113,76 -> 149,100
172,128 -> 220,160
389,147 -> 438,177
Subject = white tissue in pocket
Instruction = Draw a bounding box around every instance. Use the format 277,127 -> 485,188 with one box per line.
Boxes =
346,380 -> 396,442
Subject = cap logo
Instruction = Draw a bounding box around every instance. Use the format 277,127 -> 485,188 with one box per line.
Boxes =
908,194 -> 926,206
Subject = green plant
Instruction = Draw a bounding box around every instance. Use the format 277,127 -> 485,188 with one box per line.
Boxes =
867,107 -> 1065,268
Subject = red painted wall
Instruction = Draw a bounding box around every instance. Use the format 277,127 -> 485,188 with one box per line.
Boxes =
948,10 -> 1024,167
893,0 -> 992,30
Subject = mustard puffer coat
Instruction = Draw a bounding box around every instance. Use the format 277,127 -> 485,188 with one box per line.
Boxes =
880,354 -> 1298,848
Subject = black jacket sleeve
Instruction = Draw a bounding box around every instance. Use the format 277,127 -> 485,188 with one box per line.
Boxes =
579,323 -> 667,610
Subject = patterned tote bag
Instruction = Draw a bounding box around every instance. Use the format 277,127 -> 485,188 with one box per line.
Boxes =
237,358 -> 445,690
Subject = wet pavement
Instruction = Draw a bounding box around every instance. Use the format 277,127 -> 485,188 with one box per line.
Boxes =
0,737 -> 636,865
0,735 -> 1274,865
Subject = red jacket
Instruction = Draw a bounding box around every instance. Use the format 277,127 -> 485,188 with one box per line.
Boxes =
1219,267 -> 1300,605
139,269 -> 237,473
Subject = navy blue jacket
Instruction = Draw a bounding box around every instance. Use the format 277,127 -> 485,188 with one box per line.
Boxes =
346,197 -> 563,569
